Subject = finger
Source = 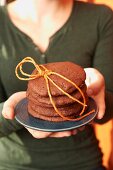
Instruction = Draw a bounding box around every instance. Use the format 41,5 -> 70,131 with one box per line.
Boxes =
27,128 -> 52,138
50,127 -> 85,138
86,77 -> 105,97
78,126 -> 85,131
87,83 -> 104,97
71,129 -> 78,135
89,120 -> 94,125
85,68 -> 105,96
2,91 -> 26,119
49,130 -> 72,138
96,95 -> 105,119
93,88 -> 105,119
2,104 -> 15,119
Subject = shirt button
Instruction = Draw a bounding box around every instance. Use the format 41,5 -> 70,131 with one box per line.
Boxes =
41,54 -> 45,58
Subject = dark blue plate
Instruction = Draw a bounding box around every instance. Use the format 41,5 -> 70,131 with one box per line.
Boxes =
15,98 -> 98,132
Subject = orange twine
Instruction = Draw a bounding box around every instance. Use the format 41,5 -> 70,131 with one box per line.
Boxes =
15,57 -> 95,121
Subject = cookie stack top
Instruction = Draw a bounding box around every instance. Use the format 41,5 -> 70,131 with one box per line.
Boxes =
26,61 -> 88,122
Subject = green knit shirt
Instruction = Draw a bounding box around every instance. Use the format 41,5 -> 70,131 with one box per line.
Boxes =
0,1 -> 113,170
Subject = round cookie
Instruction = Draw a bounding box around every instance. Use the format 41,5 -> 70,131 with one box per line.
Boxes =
27,84 -> 87,107
27,62 -> 86,97
26,61 -> 88,122
28,96 -> 88,117
28,105 -> 83,122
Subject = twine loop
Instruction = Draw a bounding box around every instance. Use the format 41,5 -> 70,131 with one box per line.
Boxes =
15,57 -> 95,121
41,69 -> 52,77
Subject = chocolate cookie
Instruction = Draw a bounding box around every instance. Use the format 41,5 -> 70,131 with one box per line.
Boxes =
28,96 -> 88,117
27,62 -> 86,97
26,61 -> 88,122
27,84 -> 87,107
28,105 -> 83,122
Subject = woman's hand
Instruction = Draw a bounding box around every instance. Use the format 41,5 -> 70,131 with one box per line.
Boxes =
84,68 -> 105,119
2,91 -> 26,119
2,92 -> 78,138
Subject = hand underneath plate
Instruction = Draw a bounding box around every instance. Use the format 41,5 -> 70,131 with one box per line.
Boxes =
2,91 -> 82,138
84,68 -> 105,119
27,128 -> 80,138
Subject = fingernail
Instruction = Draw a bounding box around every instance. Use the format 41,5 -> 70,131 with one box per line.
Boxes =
97,113 -> 104,119
98,115 -> 103,119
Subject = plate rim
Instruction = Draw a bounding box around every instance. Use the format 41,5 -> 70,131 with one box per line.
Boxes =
15,97 -> 98,132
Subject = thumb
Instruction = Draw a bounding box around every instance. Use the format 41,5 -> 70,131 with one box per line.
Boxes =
2,91 -> 26,119
87,86 -> 105,119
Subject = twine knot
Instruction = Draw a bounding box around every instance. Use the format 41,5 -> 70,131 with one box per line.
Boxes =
39,67 -> 52,77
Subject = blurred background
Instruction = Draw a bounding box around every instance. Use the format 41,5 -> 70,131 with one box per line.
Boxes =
0,0 -> 113,169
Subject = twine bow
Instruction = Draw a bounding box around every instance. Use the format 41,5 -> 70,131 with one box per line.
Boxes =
15,57 -> 95,121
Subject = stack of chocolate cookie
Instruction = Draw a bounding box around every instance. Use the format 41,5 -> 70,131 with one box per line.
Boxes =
26,62 -> 88,122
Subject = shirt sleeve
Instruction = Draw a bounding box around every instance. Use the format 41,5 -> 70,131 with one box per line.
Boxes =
0,76 -> 6,113
0,77 -> 23,137
0,113 -> 23,138
93,6 -> 113,123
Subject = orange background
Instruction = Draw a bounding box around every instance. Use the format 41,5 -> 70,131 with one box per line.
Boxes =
94,0 -> 113,9
83,0 -> 113,9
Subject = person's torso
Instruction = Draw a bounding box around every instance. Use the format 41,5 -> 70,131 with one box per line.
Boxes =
0,1 -> 107,169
